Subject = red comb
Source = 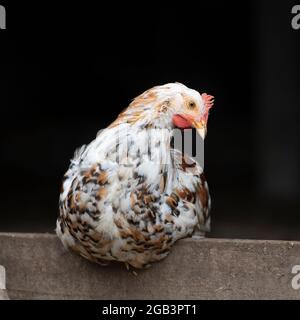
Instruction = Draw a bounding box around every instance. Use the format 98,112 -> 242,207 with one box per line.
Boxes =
202,93 -> 214,110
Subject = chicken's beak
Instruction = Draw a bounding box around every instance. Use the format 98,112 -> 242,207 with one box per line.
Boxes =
192,119 -> 207,140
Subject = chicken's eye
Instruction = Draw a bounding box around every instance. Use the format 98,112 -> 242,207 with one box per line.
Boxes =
188,101 -> 196,109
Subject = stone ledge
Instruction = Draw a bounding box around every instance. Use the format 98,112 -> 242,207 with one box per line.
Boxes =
0,233 -> 300,299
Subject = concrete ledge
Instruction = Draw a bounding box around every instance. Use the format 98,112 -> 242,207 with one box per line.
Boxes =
0,233 -> 300,299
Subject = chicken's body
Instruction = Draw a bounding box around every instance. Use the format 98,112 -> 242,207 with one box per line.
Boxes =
56,83 -> 213,268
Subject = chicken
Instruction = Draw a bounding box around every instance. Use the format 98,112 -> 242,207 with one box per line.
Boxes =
56,83 -> 214,268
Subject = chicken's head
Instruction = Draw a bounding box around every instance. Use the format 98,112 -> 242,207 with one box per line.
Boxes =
111,83 -> 214,139
171,85 -> 214,140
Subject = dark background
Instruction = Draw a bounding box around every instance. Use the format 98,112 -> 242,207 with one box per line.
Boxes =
0,1 -> 299,240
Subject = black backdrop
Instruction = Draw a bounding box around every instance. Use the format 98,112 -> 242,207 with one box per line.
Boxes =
0,1 -> 299,239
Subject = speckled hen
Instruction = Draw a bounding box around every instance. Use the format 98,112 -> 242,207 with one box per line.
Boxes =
56,83 -> 214,268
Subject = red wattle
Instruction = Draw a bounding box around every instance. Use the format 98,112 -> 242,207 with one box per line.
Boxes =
172,114 -> 192,129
